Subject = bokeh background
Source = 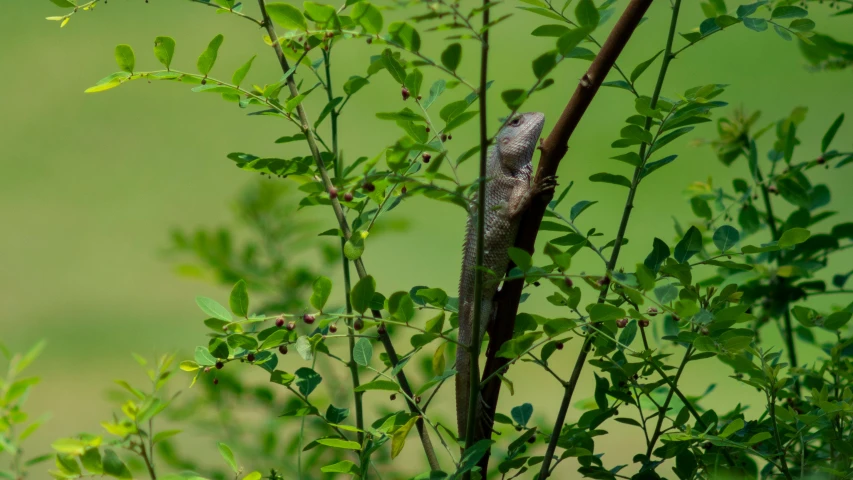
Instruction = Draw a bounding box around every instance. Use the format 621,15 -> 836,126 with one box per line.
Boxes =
2,0 -> 852,477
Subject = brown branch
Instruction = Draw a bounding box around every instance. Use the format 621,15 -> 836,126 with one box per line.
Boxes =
474,0 -> 655,472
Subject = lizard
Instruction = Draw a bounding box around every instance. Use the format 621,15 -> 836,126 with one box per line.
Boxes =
456,111 -> 556,440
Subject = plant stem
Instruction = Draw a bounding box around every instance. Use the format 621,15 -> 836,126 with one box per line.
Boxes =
476,0 -> 654,471
770,391 -> 795,480
463,0 -> 491,461
537,1 -> 683,477
646,347 -> 692,457
256,0 -> 439,469
322,47 -> 365,445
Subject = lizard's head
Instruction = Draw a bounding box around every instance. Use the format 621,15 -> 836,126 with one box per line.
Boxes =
496,112 -> 545,168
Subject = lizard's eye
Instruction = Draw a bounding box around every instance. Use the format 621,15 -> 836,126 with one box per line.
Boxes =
510,117 -> 522,127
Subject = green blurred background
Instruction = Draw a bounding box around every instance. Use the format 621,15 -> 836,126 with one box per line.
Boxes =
2,0 -> 852,477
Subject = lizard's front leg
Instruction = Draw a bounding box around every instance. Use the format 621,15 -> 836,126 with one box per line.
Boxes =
506,175 -> 558,220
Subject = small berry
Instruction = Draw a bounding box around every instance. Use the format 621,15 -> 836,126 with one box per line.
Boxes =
564,277 -> 573,288
354,318 -> 364,330
215,361 -> 224,370
447,134 -> 452,140
378,323 -> 387,335
213,378 -> 219,385
344,192 -> 354,202
329,187 -> 338,199
555,342 -> 564,350
417,95 -> 422,101
425,127 -> 431,133
279,345 -> 288,355
647,307 -> 658,317
247,353 -> 256,363
362,182 -> 375,192
597,276 -> 611,287
616,318 -> 629,329
222,325 -> 228,332
768,185 -> 779,194
401,86 -> 410,101
700,327 -> 709,336
276,317 -> 285,327
672,315 -> 680,322
441,134 -> 448,142
390,394 -> 397,401
533,281 -> 541,287
415,396 -> 422,404
203,367 -> 211,373
639,319 -> 650,328
366,37 -> 373,44
401,186 -> 408,195
329,324 -> 338,333
527,436 -> 535,444
422,153 -> 432,163
303,313 -> 316,324
201,78 -> 207,85
287,321 -> 296,331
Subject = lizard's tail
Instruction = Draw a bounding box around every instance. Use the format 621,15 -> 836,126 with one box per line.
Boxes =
455,301 -> 491,443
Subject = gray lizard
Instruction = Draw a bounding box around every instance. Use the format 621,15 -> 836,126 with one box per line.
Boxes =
456,112 -> 555,439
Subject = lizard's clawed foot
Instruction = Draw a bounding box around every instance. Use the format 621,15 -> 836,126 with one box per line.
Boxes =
534,175 -> 558,195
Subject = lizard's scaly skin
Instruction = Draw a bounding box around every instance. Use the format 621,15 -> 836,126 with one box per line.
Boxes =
456,112 -> 549,439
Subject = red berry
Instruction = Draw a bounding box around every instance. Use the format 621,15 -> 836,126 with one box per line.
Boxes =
390,394 -> 397,401
425,127 -> 430,133
287,321 -> 296,331
639,319 -> 650,328
555,342 -> 564,350
329,324 -> 338,333
329,187 -> 338,199
378,323 -> 387,335
817,156 -> 826,165
417,95 -> 422,101
203,367 -> 211,373
422,153 -> 431,163
275,317 -> 285,327
344,192 -> 354,202
564,277 -> 573,288
527,436 -> 535,444
215,361 -> 224,370
303,313 -> 316,324
213,378 -> 219,385
401,186 -> 407,195
279,345 -> 288,355
362,182 -> 375,192
768,185 -> 779,194
700,327 -> 709,336
354,318 -> 364,331
366,37 -> 373,44
597,276 -> 611,287
616,319 -> 629,329
247,353 -> 255,363
672,315 -> 680,322
401,86 -> 410,101
647,307 -> 658,317
415,396 -> 422,404
447,134 -> 452,140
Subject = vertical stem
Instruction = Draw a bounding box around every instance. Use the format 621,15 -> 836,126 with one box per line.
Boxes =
646,347 -> 691,457
537,2 -> 682,477
464,0 -> 490,455
770,391 -> 794,480
323,47 -> 365,444
256,1 -> 438,468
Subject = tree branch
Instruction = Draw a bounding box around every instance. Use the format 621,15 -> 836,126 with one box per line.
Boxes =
475,0 -> 656,472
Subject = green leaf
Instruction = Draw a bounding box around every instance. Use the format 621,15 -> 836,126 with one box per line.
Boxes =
511,403 -> 534,427
441,43 -> 462,72
303,1 -> 337,24
496,332 -> 543,359
353,338 -> 373,366
102,449 -> 132,479
114,44 -> 135,73
197,34 -> 224,76
720,418 -> 744,438
575,0 -> 599,27
388,21 -> 421,52
771,5 -> 807,18
743,17 -> 768,32
588,304 -> 625,322
321,461 -> 359,474
351,275 -> 376,314
644,237 -> 671,272
404,68 -> 423,99
296,367 -> 322,396
391,416 -> 418,458
501,89 -> 527,109
218,443 -> 238,473
712,225 -> 740,252
589,173 -> 632,188
654,284 -> 678,304
266,3 -> 308,30
153,37 -> 175,70
630,50 -> 662,84
557,27 -> 592,56
382,49 -> 407,84
352,2 -> 383,33
49,0 -> 77,8
691,197 -> 712,219
823,311 -> 852,330
270,370 -> 295,386
195,296 -> 232,321
532,51 -> 558,79
570,200 -> 597,221
229,280 -> 249,317
315,437 -> 361,450
821,113 -> 844,153
354,380 -> 399,392
232,55 -> 256,87
778,228 -> 810,248
507,247 -> 533,271
673,226 -> 703,263
310,276 -> 332,311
